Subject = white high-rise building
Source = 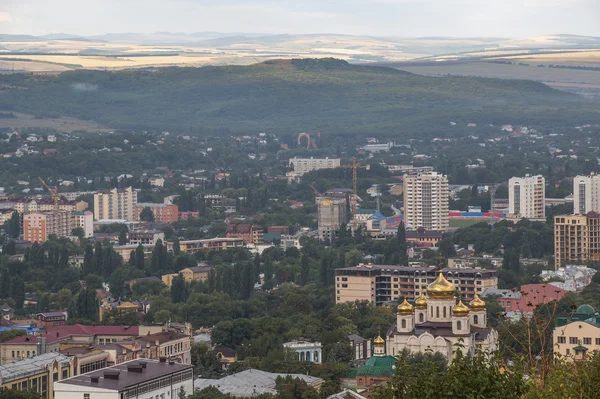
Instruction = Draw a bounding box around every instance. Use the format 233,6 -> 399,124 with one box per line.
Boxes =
573,174 -> 600,215
508,175 -> 545,220
403,172 -> 449,231
93,187 -> 138,221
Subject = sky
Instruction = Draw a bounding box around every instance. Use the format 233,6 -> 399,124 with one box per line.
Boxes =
1,0 -> 599,38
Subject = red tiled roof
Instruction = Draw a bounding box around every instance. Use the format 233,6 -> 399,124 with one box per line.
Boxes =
2,324 -> 139,345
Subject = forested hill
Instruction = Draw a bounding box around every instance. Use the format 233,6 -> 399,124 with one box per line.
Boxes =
0,58 -> 597,136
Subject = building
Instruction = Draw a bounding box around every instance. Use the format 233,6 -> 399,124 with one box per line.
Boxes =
93,187 -> 138,221
405,227 -> 444,247
335,264 -> 498,305
36,311 -> 68,330
213,346 -> 238,370
403,172 -> 449,231
113,244 -> 155,262
136,331 -> 193,364
54,359 -> 194,399
573,174 -> 600,215
540,265 -> 597,292
134,203 -> 179,224
225,224 -> 264,244
174,238 -> 245,253
385,273 -> 498,361
508,174 -> 545,220
288,157 -> 341,174
179,211 -> 199,220
554,213 -> 600,269
70,210 -> 94,238
554,304 -> 600,360
0,352 -> 73,399
283,340 -> 322,364
482,283 -> 569,318
195,368 -> 323,397
318,196 -> 347,242
345,334 -> 396,388
128,230 -> 165,245
347,334 -> 372,363
363,142 -> 394,152
162,265 -> 212,288
23,211 -> 70,243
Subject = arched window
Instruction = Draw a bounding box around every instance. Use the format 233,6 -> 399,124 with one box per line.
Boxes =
443,307 -> 447,318
359,378 -> 363,385
483,314 -> 486,324
474,315 -> 479,325
314,351 -> 319,363
401,319 -> 406,329
431,306 -> 433,317
457,321 -> 462,330
436,306 -> 439,318
306,351 -> 311,361
300,352 -> 305,361
419,313 -> 424,323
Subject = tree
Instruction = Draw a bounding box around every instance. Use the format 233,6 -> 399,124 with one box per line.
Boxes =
173,238 -> 181,256
0,388 -> 41,398
2,240 -> 15,255
71,227 -> 85,239
9,276 -> 24,309
0,329 -> 26,343
397,221 -> 407,261
75,287 -> 98,321
300,254 -> 310,286
171,274 -> 188,304
135,244 -> 146,270
118,229 -> 128,245
6,211 -> 19,239
140,207 -> 155,222
326,342 -> 353,363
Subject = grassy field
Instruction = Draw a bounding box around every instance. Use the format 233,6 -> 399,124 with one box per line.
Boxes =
449,219 -> 488,228
0,112 -> 109,132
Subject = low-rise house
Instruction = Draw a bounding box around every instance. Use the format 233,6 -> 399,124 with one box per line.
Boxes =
36,311 -> 68,329
162,265 -> 212,288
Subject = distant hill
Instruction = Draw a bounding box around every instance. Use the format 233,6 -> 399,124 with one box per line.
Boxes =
0,58 -> 597,136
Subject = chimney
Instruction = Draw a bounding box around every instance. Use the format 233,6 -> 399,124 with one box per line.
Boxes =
104,371 -> 120,380
91,376 -> 99,383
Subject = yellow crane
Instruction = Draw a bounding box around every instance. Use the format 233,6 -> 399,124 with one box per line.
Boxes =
39,177 -> 60,211
335,158 -> 369,221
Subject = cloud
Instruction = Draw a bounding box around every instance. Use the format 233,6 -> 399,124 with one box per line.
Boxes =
0,12 -> 13,23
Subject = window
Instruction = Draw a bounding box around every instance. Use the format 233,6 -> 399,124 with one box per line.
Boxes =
457,321 -> 462,330
474,315 -> 479,324
584,338 -> 592,345
419,313 -> 424,323
436,306 -> 439,318
566,349 -> 571,355
569,337 -> 578,344
84,395 -> 90,399
443,307 -> 447,318
401,319 -> 406,329
596,338 -> 600,345
558,336 -> 566,344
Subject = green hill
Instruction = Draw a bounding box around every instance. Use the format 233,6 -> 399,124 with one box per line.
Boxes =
0,58 -> 597,136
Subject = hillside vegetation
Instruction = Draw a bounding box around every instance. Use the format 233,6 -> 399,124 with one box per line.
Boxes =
0,58 -> 598,136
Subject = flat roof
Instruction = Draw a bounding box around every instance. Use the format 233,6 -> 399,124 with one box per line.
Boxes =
56,360 -> 192,391
0,352 -> 70,383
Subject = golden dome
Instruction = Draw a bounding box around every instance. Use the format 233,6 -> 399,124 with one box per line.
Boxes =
415,293 -> 428,309
426,273 -> 456,299
469,294 -> 486,311
453,299 -> 470,317
397,298 -> 414,315
374,331 -> 385,345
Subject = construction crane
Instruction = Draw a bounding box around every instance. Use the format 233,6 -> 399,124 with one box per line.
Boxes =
39,177 -> 60,211
335,158 -> 370,221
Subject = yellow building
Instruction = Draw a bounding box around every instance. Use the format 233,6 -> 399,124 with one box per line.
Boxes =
162,265 -> 212,288
99,300 -> 140,321
554,304 -> 600,361
554,213 -> 600,269
0,352 -> 73,399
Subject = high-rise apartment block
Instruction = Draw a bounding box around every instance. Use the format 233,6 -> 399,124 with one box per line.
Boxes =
23,211 -> 70,243
288,157 -> 341,174
317,196 -> 347,242
573,174 -> 600,215
403,172 -> 449,231
93,187 -> 138,221
554,213 -> 600,269
133,203 -> 179,224
508,175 -> 545,220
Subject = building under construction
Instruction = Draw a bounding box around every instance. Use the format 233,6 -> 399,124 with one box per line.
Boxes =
317,195 -> 347,242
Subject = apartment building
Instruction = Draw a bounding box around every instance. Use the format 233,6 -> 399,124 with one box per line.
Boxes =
93,187 -> 138,221
318,196 -> 347,242
334,264 -> 497,305
403,172 -> 449,231
573,173 -> 600,215
554,304 -> 600,360
554,213 -> 600,269
508,174 -> 545,220
129,229 -> 165,245
134,203 -> 179,224
23,211 -> 70,243
225,223 -> 264,244
288,157 -> 341,173
69,210 -> 93,238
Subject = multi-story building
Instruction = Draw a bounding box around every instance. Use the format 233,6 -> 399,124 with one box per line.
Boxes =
69,210 -> 94,238
225,223 -> 264,244
334,264 -> 497,305
128,229 -> 165,245
0,352 -> 74,399
573,173 -> 600,215
403,172 -> 449,231
136,331 -> 193,364
54,359 -> 194,399
23,211 -> 70,243
554,304 -> 600,361
508,174 -> 545,220
36,311 -> 68,330
554,213 -> 600,269
318,196 -> 347,242
134,203 -> 179,224
162,265 -> 212,288
288,157 -> 341,173
483,283 -> 569,318
93,187 -> 138,221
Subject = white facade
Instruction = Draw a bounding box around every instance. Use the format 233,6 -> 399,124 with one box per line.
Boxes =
403,172 -> 449,231
93,187 -> 138,221
283,340 -> 322,364
573,174 -> 600,215
70,211 -> 94,237
508,175 -> 545,220
288,157 -> 340,174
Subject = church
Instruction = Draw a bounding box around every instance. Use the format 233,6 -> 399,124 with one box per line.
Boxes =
385,272 -> 498,360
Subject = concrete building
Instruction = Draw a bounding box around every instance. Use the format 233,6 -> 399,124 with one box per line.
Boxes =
288,157 -> 340,174
128,229 -> 165,245
134,203 -> 179,224
23,211 -> 70,243
554,213 -> 600,269
573,173 -> 600,215
0,352 -> 73,399
70,210 -> 94,238
508,174 -> 545,220
318,196 -> 347,242
174,238 -> 245,253
483,283 -> 569,318
385,274 -> 498,361
554,304 -> 600,360
162,265 -> 212,288
54,359 -> 194,399
335,264 -> 497,305
403,172 -> 449,231
283,340 -> 322,364
93,187 -> 138,221
347,334 -> 372,363
225,224 -> 264,244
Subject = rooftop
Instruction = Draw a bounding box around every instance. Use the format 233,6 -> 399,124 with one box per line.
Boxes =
3,324 -> 139,346
0,352 -> 70,383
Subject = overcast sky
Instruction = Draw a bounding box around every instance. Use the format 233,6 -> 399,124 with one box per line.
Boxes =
1,0 -> 599,38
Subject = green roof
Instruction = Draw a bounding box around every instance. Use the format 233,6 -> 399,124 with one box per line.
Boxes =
573,345 -> 589,352
355,356 -> 397,377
